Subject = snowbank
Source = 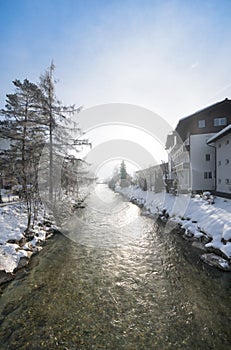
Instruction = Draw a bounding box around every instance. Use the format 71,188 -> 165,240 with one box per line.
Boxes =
116,185 -> 231,270
0,203 -> 56,279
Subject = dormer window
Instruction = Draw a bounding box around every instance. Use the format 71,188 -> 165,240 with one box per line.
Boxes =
198,120 -> 205,128
213,117 -> 227,126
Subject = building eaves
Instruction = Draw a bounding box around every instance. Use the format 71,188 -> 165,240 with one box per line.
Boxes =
207,124 -> 231,144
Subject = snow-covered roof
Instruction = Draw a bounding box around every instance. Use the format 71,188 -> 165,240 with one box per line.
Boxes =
207,124 -> 231,144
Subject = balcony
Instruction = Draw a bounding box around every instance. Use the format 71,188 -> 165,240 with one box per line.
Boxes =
172,162 -> 190,172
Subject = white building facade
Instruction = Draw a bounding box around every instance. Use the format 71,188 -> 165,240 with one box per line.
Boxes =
207,125 -> 231,198
166,99 -> 231,193
190,134 -> 216,191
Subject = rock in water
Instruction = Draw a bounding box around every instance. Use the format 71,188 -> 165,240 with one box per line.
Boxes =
200,253 -> 231,271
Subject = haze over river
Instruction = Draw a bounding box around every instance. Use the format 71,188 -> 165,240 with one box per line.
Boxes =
0,185 -> 230,349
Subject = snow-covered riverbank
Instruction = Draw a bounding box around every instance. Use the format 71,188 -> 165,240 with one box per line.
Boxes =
0,186 -> 93,286
0,201 -> 57,285
116,186 -> 231,271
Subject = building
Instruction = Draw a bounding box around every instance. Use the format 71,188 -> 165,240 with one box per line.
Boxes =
207,124 -> 231,198
135,162 -> 168,192
166,98 -> 231,193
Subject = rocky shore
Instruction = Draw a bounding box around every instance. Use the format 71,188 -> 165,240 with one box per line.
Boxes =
0,202 -> 59,288
0,186 -> 92,289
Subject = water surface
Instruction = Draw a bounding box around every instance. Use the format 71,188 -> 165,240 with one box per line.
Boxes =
0,185 -> 230,349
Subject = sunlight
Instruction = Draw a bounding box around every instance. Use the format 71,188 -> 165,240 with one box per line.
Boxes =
77,123 -> 168,163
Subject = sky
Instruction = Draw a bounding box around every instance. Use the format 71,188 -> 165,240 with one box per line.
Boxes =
72,103 -> 172,179
1,0 -> 231,179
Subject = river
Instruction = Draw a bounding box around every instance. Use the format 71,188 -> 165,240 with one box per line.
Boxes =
0,185 -> 230,349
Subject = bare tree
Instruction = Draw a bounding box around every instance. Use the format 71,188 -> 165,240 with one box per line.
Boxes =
39,62 -> 84,204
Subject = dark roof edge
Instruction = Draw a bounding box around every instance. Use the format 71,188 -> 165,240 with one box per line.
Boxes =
176,98 -> 231,127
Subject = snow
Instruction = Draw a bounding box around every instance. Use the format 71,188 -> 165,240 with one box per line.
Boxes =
0,202 -> 53,274
0,243 -> 28,273
116,186 -> 231,261
222,224 -> 231,241
0,204 -> 26,244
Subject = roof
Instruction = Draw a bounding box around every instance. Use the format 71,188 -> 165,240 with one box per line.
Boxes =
174,98 -> 231,141
176,98 -> 231,125
207,124 -> 231,144
135,162 -> 168,174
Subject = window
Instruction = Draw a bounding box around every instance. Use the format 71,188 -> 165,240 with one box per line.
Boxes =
218,179 -> 221,184
198,120 -> 205,128
225,179 -> 230,184
205,154 -> 210,161
218,143 -> 221,148
225,159 -> 230,165
226,139 -> 230,145
218,160 -> 221,166
204,171 -> 212,179
213,117 -> 227,126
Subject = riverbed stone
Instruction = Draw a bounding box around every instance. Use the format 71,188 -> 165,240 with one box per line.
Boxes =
42,220 -> 52,227
192,241 -> 207,251
0,270 -> 15,286
23,230 -> 35,241
6,239 -> 20,245
47,227 -> 62,236
205,246 -> 229,260
200,253 -> 231,271
16,256 -> 29,269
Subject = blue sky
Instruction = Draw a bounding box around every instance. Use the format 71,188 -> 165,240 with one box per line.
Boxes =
1,0 -> 231,127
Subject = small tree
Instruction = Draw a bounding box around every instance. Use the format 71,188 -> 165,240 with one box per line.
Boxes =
120,160 -> 127,180
119,161 -> 132,188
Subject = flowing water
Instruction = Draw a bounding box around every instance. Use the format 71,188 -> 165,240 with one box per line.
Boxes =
0,185 -> 230,350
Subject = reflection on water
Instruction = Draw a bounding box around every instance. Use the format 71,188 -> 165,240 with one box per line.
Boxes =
61,185 -> 147,248
0,185 -> 230,349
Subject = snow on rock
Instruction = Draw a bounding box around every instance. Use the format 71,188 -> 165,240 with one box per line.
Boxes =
0,204 -> 26,244
0,202 -> 55,276
220,243 -> 231,260
0,243 -> 28,273
200,253 -> 231,271
222,224 -> 231,241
